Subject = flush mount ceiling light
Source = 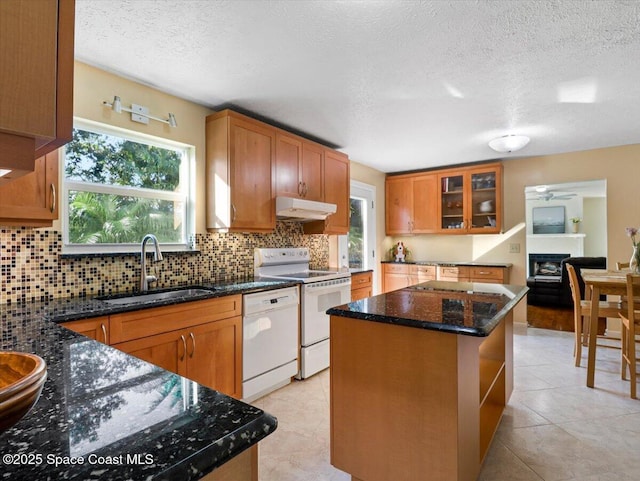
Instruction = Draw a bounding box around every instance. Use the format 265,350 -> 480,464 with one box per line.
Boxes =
488,134 -> 530,153
102,95 -> 178,128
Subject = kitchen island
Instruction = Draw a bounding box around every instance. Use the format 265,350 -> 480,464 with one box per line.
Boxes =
327,281 -> 528,481
0,280 -> 288,480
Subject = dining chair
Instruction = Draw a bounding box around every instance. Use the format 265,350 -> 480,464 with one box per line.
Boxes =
566,263 -> 623,367
617,261 -> 630,270
619,273 -> 640,399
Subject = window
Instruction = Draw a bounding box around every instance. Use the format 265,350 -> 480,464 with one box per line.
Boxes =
62,121 -> 193,253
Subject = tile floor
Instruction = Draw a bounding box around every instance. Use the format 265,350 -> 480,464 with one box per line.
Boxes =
252,325 -> 640,481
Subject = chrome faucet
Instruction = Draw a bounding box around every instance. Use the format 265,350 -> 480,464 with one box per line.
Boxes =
140,234 -> 163,291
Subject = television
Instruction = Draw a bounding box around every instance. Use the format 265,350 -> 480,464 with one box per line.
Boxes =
532,206 -> 565,234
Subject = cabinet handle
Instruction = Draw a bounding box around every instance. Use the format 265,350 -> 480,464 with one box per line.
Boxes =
180,335 -> 186,361
303,182 -> 307,196
231,203 -> 237,222
100,324 -> 107,343
50,183 -> 56,213
298,181 -> 303,196
189,332 -> 196,358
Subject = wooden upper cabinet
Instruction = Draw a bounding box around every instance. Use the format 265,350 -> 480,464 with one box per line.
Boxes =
274,133 -> 324,201
0,0 -> 74,183
0,150 -> 59,227
304,149 -> 349,235
385,173 -> 438,235
301,141 -> 324,201
206,110 -> 276,233
438,163 -> 502,234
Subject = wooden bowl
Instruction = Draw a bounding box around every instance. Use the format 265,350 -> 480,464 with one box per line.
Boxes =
0,351 -> 47,431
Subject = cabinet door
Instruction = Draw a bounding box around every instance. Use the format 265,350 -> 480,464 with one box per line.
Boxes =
113,331 -> 188,377
321,149 -> 350,234
275,132 -> 302,198
466,164 -> 502,234
187,317 -> 242,399
438,171 -> 466,232
0,150 -> 59,226
385,176 -> 413,235
0,0 -> 73,175
301,141 -> 324,201
62,316 -> 109,344
412,174 -> 439,233
383,273 -> 411,293
229,117 -> 275,232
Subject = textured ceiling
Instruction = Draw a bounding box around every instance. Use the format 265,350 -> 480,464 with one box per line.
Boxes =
75,0 -> 640,173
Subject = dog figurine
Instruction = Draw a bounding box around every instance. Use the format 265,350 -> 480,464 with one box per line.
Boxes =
395,242 -> 406,262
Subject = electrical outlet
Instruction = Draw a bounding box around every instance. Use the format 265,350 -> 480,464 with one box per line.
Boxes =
508,243 -> 520,254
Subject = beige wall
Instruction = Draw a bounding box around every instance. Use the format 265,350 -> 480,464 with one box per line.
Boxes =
71,61 -> 213,233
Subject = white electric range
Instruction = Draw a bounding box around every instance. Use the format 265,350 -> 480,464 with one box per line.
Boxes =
254,247 -> 351,379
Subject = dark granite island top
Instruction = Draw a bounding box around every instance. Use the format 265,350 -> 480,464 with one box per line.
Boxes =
328,280 -> 528,481
0,300 -> 276,480
327,280 -> 528,337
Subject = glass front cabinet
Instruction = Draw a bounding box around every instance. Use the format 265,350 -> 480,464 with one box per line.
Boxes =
438,163 -> 502,234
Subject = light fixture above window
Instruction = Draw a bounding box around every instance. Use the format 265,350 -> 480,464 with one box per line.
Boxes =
488,134 -> 530,153
102,96 -> 177,128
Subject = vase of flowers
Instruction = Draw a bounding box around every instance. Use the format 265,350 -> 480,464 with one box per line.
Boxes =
626,227 -> 640,273
570,217 -> 581,233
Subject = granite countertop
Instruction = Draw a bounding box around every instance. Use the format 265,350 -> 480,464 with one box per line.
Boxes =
26,278 -> 299,323
0,277 -> 290,480
327,280 -> 528,337
381,260 -> 513,267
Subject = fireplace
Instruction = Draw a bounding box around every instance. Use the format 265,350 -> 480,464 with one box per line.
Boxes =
528,253 -> 570,279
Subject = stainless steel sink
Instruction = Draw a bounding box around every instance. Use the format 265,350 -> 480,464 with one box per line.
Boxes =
98,288 -> 215,306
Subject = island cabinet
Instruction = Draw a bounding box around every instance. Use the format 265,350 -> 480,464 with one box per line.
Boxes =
438,163 -> 502,234
206,110 -> 276,233
0,0 -> 74,182
0,150 -> 59,226
275,132 -> 324,201
109,296 -> 243,399
385,173 -> 439,235
329,283 -> 525,481
351,271 -> 373,301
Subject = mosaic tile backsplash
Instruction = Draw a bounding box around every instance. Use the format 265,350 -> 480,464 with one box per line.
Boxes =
0,222 -> 329,304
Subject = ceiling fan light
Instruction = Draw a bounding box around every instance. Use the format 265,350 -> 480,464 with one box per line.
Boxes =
488,134 -> 530,153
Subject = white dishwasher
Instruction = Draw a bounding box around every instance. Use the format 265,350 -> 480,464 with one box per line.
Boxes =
242,286 -> 299,402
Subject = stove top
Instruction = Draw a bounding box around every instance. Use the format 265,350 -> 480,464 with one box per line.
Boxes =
254,248 -> 350,283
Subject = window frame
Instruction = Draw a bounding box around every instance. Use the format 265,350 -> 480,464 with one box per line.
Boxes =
61,118 -> 195,255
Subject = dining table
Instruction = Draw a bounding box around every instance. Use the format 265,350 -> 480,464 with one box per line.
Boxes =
580,268 -> 628,388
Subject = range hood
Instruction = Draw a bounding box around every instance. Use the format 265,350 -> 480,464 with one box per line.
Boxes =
276,196 -> 337,221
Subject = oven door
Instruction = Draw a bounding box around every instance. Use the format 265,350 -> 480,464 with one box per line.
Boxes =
301,278 -> 351,346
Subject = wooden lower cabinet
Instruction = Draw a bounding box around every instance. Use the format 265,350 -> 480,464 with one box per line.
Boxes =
61,316 -> 109,344
330,311 -> 514,481
351,271 -> 373,301
202,445 -> 258,481
112,316 -> 242,399
383,263 -> 510,292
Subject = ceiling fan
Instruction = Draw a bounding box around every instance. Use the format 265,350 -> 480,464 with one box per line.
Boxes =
526,189 -> 577,201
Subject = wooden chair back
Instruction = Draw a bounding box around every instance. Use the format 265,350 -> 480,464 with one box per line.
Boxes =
624,274 -> 640,318
566,263 -> 580,304
617,261 -> 630,270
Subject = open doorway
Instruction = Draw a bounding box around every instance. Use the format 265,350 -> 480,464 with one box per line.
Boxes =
338,180 -> 376,282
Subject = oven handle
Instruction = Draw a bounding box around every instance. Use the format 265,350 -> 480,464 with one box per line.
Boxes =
304,281 -> 351,295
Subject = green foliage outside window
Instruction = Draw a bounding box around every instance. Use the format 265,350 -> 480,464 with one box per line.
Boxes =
65,128 -> 186,245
